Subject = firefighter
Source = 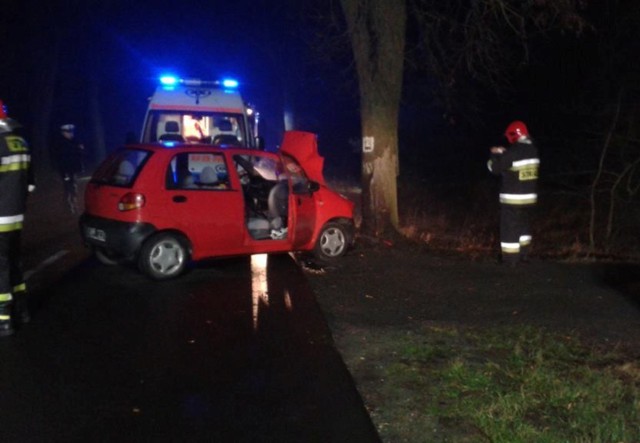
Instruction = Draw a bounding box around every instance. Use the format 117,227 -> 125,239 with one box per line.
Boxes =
488,120 -> 540,266
0,100 -> 34,336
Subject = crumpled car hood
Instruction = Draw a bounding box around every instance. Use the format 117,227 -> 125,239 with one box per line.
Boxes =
280,131 -> 326,186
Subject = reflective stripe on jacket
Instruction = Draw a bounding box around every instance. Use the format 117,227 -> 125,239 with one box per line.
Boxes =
0,133 -> 31,232
499,193 -> 537,205
1,153 -> 31,172
488,139 -> 539,206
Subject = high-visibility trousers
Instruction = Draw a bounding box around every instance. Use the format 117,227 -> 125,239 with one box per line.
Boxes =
499,204 -> 533,264
0,230 -> 25,321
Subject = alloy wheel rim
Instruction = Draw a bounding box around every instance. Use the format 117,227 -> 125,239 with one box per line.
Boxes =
320,228 -> 346,257
150,240 -> 184,275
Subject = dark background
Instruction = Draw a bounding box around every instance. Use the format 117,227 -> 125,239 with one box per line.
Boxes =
1,0 -> 638,188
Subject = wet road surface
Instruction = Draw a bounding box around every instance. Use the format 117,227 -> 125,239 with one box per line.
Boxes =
0,254 -> 379,442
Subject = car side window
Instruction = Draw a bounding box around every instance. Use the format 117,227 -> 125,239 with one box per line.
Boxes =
166,152 -> 230,190
91,149 -> 150,187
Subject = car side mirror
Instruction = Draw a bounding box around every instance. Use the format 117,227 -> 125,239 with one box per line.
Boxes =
292,180 -> 320,195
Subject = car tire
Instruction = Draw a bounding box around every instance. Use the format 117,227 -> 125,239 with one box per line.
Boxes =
94,247 -> 123,266
138,233 -> 189,280
313,221 -> 350,262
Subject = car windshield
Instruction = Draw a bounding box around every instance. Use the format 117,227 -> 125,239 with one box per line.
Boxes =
90,149 -> 150,187
142,111 -> 248,147
234,154 -> 285,181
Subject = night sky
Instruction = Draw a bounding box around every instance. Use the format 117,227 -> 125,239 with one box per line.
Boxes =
1,0 -> 638,184
0,1 -> 355,173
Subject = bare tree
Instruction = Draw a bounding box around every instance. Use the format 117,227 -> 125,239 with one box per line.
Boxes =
336,0 -> 586,237
24,0 -> 62,178
544,0 -> 640,257
340,0 -> 406,236
410,0 -> 587,118
247,0 -> 308,134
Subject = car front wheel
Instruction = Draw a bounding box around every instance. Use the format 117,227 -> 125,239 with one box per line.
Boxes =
138,233 -> 189,280
313,221 -> 349,262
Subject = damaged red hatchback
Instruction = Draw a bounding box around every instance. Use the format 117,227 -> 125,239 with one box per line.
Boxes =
79,131 -> 355,279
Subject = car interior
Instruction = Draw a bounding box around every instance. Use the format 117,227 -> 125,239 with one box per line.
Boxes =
166,153 -> 230,190
234,155 -> 289,240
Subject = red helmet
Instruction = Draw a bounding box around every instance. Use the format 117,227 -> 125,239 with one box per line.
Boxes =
0,100 -> 21,133
504,120 -> 529,144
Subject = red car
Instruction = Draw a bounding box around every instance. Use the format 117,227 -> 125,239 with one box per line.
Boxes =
80,131 -> 355,279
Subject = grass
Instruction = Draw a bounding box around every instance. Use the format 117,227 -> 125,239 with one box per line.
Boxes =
337,324 -> 640,442
323,177 -> 640,441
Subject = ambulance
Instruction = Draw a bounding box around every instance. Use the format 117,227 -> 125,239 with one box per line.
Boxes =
140,75 -> 262,149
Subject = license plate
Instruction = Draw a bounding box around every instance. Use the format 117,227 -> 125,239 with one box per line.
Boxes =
86,227 -> 106,242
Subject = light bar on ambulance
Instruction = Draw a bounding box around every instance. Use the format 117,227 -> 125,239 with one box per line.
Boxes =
158,75 -> 239,89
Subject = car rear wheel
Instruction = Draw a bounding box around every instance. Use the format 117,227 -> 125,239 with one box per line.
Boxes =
313,221 -> 349,262
138,233 -> 188,280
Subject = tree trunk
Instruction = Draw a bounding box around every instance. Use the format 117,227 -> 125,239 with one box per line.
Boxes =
26,4 -> 60,180
340,0 -> 406,236
88,69 -> 107,168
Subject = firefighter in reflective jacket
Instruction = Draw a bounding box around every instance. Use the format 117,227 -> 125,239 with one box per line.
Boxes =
488,120 -> 540,265
0,100 -> 34,336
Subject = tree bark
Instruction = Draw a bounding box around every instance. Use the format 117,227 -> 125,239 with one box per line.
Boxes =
340,0 -> 406,236
25,1 -> 60,179
88,74 -> 107,168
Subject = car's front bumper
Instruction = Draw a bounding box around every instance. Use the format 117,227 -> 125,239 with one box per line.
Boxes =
79,214 -> 156,258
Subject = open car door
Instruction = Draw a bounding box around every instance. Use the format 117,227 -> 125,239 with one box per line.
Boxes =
280,131 -> 323,249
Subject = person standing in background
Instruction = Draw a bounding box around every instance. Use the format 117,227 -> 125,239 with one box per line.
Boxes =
51,123 -> 84,213
0,99 -> 35,336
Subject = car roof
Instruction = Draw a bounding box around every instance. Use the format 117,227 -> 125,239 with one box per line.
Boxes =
120,130 -> 325,182
122,143 -> 276,157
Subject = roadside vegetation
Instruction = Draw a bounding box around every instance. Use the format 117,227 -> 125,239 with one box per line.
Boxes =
335,323 -> 640,442
395,177 -> 640,262
322,176 -> 640,442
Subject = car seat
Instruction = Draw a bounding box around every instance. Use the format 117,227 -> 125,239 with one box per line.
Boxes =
199,166 -> 218,186
246,181 -> 289,240
159,121 -> 184,142
182,175 -> 197,189
114,160 -> 135,185
213,134 -> 239,146
247,218 -> 271,240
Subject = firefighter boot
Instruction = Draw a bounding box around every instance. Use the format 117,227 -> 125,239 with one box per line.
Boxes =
13,292 -> 30,324
0,301 -> 14,337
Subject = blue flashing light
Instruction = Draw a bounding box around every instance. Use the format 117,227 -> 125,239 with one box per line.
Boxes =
221,78 -> 239,89
159,75 -> 179,86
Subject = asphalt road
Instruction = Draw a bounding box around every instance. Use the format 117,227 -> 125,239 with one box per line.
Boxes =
0,248 -> 380,442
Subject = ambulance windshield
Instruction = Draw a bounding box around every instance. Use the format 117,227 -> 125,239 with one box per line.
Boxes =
142,111 -> 249,147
